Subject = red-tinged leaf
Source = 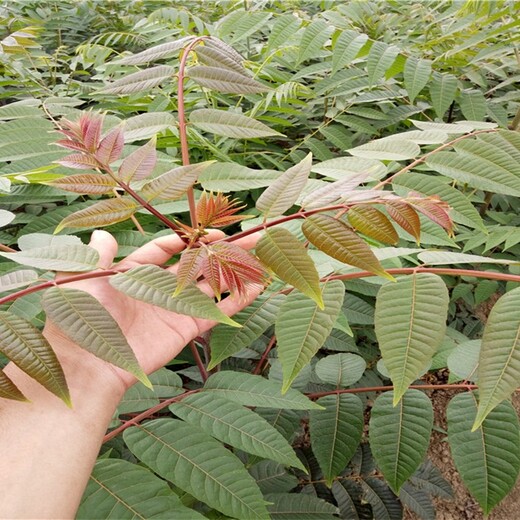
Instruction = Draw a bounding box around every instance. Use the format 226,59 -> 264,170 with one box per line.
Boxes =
55,139 -> 88,153
174,247 -> 206,296
197,192 -> 249,229
47,174 -> 116,194
95,126 -> 124,165
117,137 -> 157,183
0,370 -> 28,402
58,117 -> 83,141
142,162 -> 212,201
347,205 -> 398,245
202,243 -> 266,300
54,198 -> 139,233
302,214 -> 394,280
56,153 -> 100,170
407,195 -> 453,235
81,112 -> 104,152
385,200 -> 421,243
256,228 -> 323,308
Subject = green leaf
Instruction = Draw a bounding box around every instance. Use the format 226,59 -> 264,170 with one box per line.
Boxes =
195,45 -> 247,75
398,482 -> 435,520
366,42 -> 400,85
361,477 -> 403,520
473,287 -> 520,429
198,162 -> 280,191
375,274 -> 449,404
78,458 -> 203,520
187,66 -> 270,94
114,36 -> 194,65
265,492 -> 338,519
124,418 -> 269,519
0,310 -> 70,404
297,20 -> 333,65
0,244 -> 99,272
169,393 -> 304,469
203,370 -> 321,410
403,58 -> 431,103
267,14 -> 301,52
448,393 -> 520,514
0,209 -> 15,227
393,172 -> 485,232
332,31 -> 369,74
347,205 -> 398,245
459,89 -> 487,121
54,198 -> 139,233
256,228 -> 323,307
315,353 -> 366,387
0,369 -> 28,401
190,109 -> 282,139
42,287 -> 151,388
123,112 -> 177,143
249,460 -> 298,494
447,340 -> 480,382
110,265 -> 239,327
0,269 -> 38,292
208,293 -> 285,369
310,394 -> 364,486
349,138 -> 420,160
302,214 -> 393,280
141,162 -> 212,201
276,280 -> 344,392
98,65 -> 176,95
311,156 -> 386,181
332,480 -> 370,520
118,368 -> 183,415
369,390 -> 433,493
429,72 -> 458,118
256,153 -> 312,217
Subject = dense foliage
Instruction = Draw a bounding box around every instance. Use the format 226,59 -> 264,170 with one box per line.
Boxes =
1,1 -> 520,518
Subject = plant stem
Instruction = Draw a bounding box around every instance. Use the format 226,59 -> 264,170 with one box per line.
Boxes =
253,335 -> 277,375
0,243 -> 16,253
189,339 -> 208,382
177,37 -> 206,229
103,389 -> 200,443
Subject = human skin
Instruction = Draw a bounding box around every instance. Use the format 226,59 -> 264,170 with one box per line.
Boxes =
0,229 -> 261,519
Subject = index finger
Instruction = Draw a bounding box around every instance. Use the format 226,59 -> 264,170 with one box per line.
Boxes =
117,229 -> 226,269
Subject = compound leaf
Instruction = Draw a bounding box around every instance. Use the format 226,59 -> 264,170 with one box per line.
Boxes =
187,66 -> 270,94
99,65 -> 175,95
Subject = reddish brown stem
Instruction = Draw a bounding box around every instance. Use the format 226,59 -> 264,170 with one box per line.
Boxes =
306,384 -> 478,400
177,37 -> 206,228
253,335 -> 277,375
103,389 -> 200,443
0,243 -> 16,253
189,339 -> 208,382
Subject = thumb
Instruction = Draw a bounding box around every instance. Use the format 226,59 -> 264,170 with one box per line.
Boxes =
89,230 -> 118,269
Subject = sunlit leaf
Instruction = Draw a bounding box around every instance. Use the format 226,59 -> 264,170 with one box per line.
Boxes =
47,173 -> 116,194
0,244 -> 99,271
54,198 -> 139,233
95,126 -> 124,165
98,65 -> 175,95
0,269 -> 39,292
347,205 -> 398,245
190,108 -> 282,138
448,393 -> 520,515
256,153 -> 312,217
117,137 -> 156,182
473,287 -> 520,429
375,274 -> 449,404
302,214 -> 393,280
114,36 -> 195,65
332,31 -> 369,74
349,138 -> 420,160
195,44 -> 247,75
297,20 -> 333,65
366,42 -> 400,85
276,280 -> 344,392
124,418 -> 269,519
187,66 -> 270,94
403,58 -> 431,103
123,112 -> 176,143
42,287 -> 151,388
385,200 -> 421,242
369,390 -> 433,493
429,72 -> 458,118
256,228 -> 323,307
198,162 -> 280,191
0,310 -> 70,404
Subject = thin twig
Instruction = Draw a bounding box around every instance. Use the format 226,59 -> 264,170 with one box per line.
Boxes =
253,335 -> 277,375
189,339 -> 208,382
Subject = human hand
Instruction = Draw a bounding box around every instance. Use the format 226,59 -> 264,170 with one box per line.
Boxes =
44,229 -> 263,393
